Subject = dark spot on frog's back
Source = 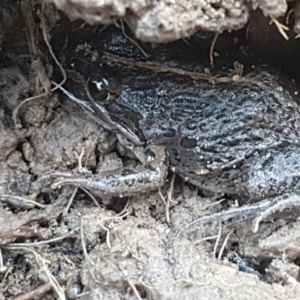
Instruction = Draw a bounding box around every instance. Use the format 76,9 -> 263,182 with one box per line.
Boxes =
105,174 -> 120,187
180,137 -> 197,149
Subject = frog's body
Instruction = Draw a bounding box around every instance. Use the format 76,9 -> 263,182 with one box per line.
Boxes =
39,53 -> 300,225
97,65 -> 300,201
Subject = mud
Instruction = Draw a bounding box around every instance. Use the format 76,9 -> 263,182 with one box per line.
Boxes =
1,1 -> 300,299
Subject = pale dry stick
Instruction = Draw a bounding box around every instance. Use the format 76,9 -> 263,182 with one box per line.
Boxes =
0,249 -> 5,272
193,235 -> 219,246
73,146 -> 102,208
9,227 -> 80,247
270,17 -> 289,40
98,220 -> 112,249
74,292 -> 90,298
128,279 -> 143,300
286,9 -> 295,25
202,198 -> 225,210
40,12 -> 67,88
74,148 -> 86,173
213,222 -> 222,260
1,266 -> 12,292
217,230 -> 233,261
80,218 -> 94,265
116,20 -> 149,58
158,188 -> 166,205
0,194 -> 46,209
166,173 -> 176,223
64,188 -> 78,215
13,13 -> 67,127
182,38 -> 192,47
138,278 -> 153,291
14,282 -> 54,300
118,199 -> 130,217
5,246 -> 65,300
210,32 -> 220,65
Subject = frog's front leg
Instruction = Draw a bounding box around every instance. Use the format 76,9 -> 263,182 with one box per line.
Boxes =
36,145 -> 168,198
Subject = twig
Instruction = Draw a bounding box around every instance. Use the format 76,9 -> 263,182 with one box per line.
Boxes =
79,187 -> 101,208
218,230 -> 233,261
5,246 -> 65,300
116,20 -> 148,58
270,17 -> 289,40
213,222 -> 222,260
128,280 -> 142,300
64,188 -> 78,215
0,194 -> 46,209
14,282 -> 53,300
0,249 -> 5,273
13,11 -> 67,128
80,218 -> 93,265
9,227 -> 79,247
210,32 -> 220,65
166,173 -> 176,223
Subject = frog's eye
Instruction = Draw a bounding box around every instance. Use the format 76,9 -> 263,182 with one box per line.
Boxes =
87,80 -> 109,102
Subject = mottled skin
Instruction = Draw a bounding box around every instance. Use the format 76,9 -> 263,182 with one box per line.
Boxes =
39,58 -> 300,208
97,65 -> 300,202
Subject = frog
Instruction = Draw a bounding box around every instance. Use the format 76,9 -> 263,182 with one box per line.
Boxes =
37,55 -> 300,232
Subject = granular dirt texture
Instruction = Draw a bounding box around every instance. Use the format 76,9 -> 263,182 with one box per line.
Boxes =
52,0 -> 290,42
0,1 -> 300,299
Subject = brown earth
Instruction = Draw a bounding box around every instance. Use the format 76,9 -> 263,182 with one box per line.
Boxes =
1,0 -> 300,299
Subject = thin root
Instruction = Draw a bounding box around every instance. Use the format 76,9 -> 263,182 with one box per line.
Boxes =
128,280 -> 143,300
63,188 -> 78,215
166,173 -> 176,223
116,19 -> 148,58
14,282 -> 53,300
213,222 -> 222,260
80,218 -> 94,265
0,194 -> 46,209
9,227 -> 79,247
270,17 -> 289,40
218,230 -> 233,261
4,246 -> 65,300
13,11 -> 67,128
210,32 -> 220,65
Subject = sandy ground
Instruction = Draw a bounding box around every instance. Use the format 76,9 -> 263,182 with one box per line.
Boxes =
1,1 -> 300,299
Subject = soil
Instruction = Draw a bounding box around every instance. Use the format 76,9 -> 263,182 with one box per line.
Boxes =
1,1 -> 300,299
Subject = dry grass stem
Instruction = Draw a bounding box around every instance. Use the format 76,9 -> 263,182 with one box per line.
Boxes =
5,246 -> 65,300
80,218 -> 93,265
128,279 -> 143,300
270,17 -> 289,40
210,32 -> 220,65
13,11 -> 67,128
218,230 -> 233,261
213,222 -> 222,260
116,20 -> 148,58
9,227 -> 79,247
14,282 -> 53,300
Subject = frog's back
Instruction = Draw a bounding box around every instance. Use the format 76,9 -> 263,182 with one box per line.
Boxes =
118,70 -> 300,176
